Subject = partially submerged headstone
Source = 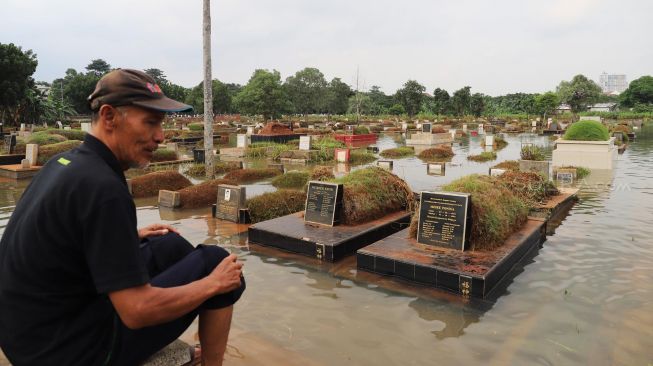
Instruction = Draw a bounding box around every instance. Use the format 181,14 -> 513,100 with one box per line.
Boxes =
335,148 -> 350,163
416,191 -> 472,251
427,162 -> 445,176
377,160 -> 393,170
555,168 -> 576,184
158,190 -> 181,208
299,135 -> 312,151
236,134 -> 249,148
25,144 -> 38,166
304,181 -> 344,226
485,135 -> 494,146
489,168 -> 507,176
215,184 -> 247,222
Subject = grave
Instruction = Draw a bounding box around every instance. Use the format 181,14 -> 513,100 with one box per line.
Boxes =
422,123 -> 432,133
489,168 -> 507,176
299,135 -> 312,151
377,160 -> 393,171
405,132 -> 453,146
335,148 -> 350,163
552,138 -> 617,170
268,163 -> 285,173
4,135 -> 17,154
214,185 -> 247,223
25,144 -> 38,167
427,163 -> 446,176
158,190 -> 181,208
484,135 -> 494,147
236,134 -> 249,148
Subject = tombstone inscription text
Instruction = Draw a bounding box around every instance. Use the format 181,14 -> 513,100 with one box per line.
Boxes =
417,191 -> 471,251
304,181 -> 343,226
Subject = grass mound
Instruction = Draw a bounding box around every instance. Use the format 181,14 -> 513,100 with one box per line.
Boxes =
184,161 -> 242,178
223,168 -> 282,183
520,145 -> 546,161
496,171 -> 558,206
492,160 -> 520,171
131,171 -> 192,198
151,148 -> 177,162
563,120 -> 610,141
44,128 -> 86,141
37,140 -> 82,165
247,190 -> 306,223
312,137 -> 344,150
467,151 -> 497,162
188,123 -> 204,131
494,135 -> 508,149
245,142 -> 294,160
28,132 -> 67,145
432,126 -> 446,133
379,146 -> 414,159
611,124 -> 631,142
350,150 -> 377,165
310,166 -> 335,181
271,171 -> 310,189
354,126 -> 370,135
178,178 -> 237,208
334,167 -> 413,225
417,145 -> 454,160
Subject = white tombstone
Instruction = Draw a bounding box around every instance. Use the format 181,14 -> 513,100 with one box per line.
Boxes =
299,135 -> 312,151
449,129 -> 457,138
246,126 -> 254,136
485,135 -> 494,146
25,144 -> 38,166
531,121 -> 537,127
166,142 -> 178,153
427,163 -> 445,176
20,123 -> 25,132
236,134 -> 248,148
489,168 -> 506,176
55,121 -> 63,129
377,160 -> 393,171
401,122 -> 408,131
81,122 -> 91,133
462,124 -> 468,132
308,125 -> 315,129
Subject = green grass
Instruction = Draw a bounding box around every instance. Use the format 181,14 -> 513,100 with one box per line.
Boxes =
467,151 -> 497,162
151,148 -> 177,162
520,145 -> 546,161
188,123 -> 204,131
492,160 -> 520,171
313,136 -> 345,149
223,168 -> 282,183
354,126 -> 370,135
43,128 -> 86,141
246,190 -> 306,223
349,150 -> 377,165
271,171 -> 310,189
379,146 -> 415,159
27,132 -> 67,145
245,142 -> 294,160
563,120 -> 610,141
37,140 -> 82,165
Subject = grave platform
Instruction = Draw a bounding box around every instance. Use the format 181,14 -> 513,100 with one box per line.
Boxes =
0,164 -> 42,179
251,133 -> 302,144
357,218 -> 546,298
0,154 -> 25,165
529,188 -> 578,220
219,147 -> 246,157
248,210 -> 411,262
333,134 -> 378,146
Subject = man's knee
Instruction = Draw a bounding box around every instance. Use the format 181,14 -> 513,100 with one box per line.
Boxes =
196,245 -> 246,308
146,233 -> 195,275
196,244 -> 232,273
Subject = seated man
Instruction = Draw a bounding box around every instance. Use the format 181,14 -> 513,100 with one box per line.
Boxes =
0,69 -> 245,366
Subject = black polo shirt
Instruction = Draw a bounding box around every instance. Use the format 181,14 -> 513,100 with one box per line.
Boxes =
0,134 -> 149,365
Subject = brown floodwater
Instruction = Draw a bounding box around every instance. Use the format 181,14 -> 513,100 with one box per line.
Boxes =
1,127 -> 652,365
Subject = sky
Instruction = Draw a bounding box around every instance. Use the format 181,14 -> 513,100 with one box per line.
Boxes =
2,0 -> 652,96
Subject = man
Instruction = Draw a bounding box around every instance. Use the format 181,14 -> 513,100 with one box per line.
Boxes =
0,69 -> 246,365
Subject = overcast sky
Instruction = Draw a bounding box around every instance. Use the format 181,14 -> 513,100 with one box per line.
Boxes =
2,0 -> 651,96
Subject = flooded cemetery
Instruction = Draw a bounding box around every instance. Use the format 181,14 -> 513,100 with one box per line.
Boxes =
0,116 -> 651,365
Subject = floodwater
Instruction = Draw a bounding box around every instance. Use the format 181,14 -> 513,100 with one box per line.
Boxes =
1,127 -> 652,365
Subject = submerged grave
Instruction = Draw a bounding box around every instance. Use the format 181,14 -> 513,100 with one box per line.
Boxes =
357,172 -> 578,298
248,167 -> 413,261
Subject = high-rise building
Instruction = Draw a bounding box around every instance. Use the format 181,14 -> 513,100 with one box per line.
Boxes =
599,72 -> 628,94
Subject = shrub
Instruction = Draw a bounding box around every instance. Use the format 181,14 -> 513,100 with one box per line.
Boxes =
247,190 -> 307,223
379,146 -> 415,158
151,148 -> 177,162
271,171 -> 310,189
334,167 -> 413,225
611,124 -> 631,143
417,145 -> 454,160
467,151 -> 497,162
27,132 -> 67,145
184,161 -> 243,178
178,179 -> 236,208
130,171 -> 192,198
223,168 -> 282,183
44,128 -> 86,141
310,166 -> 335,181
354,126 -> 370,135
520,145 -> 546,161
563,120 -> 610,141
36,141 -> 82,165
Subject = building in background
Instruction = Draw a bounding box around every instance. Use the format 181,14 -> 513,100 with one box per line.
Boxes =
599,72 -> 628,94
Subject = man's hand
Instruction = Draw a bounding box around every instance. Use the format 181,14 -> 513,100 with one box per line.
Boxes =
206,254 -> 244,295
138,223 -> 180,240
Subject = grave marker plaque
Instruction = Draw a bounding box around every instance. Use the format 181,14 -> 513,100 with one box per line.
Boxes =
489,168 -> 506,176
417,191 -> 471,251
422,123 -> 432,133
158,190 -> 181,208
335,148 -> 350,163
377,160 -> 393,170
299,135 -> 312,151
4,135 -> 16,154
485,135 -> 494,146
427,163 -> 445,176
304,181 -> 343,226
216,185 -> 247,222
236,134 -> 248,148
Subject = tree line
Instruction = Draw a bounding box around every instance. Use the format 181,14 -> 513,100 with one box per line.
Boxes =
2,42 -> 653,126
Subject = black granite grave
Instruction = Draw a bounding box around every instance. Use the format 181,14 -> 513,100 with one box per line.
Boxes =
416,192 -> 471,251
304,182 -> 343,226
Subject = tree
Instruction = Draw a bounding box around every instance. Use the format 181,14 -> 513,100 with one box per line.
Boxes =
557,74 -> 602,117
186,80 -> 234,114
451,86 -> 471,116
43,97 -> 76,122
0,43 -> 38,125
63,72 -> 100,114
470,93 -> 486,117
395,80 -> 425,117
233,69 -> 289,120
324,78 -> 353,115
368,85 -> 393,114
85,59 -> 111,76
144,68 -> 167,84
619,75 -> 653,110
284,67 -> 327,115
534,92 -> 560,120
432,88 -> 450,115
387,103 -> 406,116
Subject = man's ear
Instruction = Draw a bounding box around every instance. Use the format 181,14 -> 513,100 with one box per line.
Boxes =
98,105 -> 119,130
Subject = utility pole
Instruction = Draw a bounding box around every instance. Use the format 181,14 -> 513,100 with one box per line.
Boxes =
203,0 -> 214,178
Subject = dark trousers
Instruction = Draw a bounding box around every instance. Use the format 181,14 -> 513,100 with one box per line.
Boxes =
108,233 -> 246,366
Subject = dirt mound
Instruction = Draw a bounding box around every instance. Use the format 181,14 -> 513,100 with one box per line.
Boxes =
131,171 -> 192,198
178,179 -> 237,208
257,122 -> 293,135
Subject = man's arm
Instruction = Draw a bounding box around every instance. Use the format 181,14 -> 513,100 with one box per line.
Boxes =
109,253 -> 243,329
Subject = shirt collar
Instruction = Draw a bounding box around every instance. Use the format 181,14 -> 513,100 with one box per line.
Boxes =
82,133 -> 127,183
